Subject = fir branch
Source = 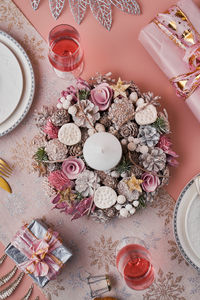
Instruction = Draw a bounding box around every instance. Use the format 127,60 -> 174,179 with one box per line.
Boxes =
79,90 -> 90,100
152,117 -> 167,134
138,195 -> 146,208
115,157 -> 131,174
34,147 -> 48,162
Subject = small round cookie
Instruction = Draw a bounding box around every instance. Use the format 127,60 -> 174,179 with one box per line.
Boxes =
58,123 -> 81,146
94,186 -> 117,209
135,104 -> 157,125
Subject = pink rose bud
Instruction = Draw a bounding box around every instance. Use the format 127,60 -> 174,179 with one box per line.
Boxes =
141,173 -> 160,193
62,157 -> 85,180
91,83 -> 113,111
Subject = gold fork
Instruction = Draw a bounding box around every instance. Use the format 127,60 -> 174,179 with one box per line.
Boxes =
0,158 -> 12,178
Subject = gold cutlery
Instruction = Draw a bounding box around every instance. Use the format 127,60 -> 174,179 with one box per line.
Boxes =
0,159 -> 12,178
20,284 -> 34,300
0,177 -> 12,193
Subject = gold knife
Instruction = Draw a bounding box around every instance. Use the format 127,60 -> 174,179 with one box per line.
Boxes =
0,176 -> 12,193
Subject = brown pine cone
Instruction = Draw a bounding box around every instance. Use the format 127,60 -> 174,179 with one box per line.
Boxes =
95,170 -> 107,181
130,165 -> 143,178
102,175 -> 118,189
119,122 -> 138,138
104,207 -> 117,218
99,112 -> 112,128
68,143 -> 83,156
51,109 -> 70,127
127,81 -> 142,98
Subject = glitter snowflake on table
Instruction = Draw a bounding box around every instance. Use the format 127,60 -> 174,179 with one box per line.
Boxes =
30,0 -> 140,30
88,235 -> 119,272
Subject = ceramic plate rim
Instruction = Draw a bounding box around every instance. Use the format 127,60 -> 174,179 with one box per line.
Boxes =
0,41 -> 23,124
173,173 -> 200,272
0,30 -> 35,137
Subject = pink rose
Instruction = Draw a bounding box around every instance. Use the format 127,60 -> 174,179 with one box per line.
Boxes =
91,83 -> 113,111
62,157 -> 85,180
141,173 -> 160,193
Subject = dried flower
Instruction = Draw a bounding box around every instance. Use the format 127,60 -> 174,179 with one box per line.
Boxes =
32,161 -> 47,176
157,135 -> 178,157
48,170 -> 72,190
91,83 -> 113,111
62,157 -> 85,180
43,119 -> 59,139
52,187 -> 77,209
76,78 -> 91,91
141,173 -> 160,192
61,85 -> 77,103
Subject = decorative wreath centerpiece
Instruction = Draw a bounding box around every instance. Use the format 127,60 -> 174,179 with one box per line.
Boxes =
33,73 -> 178,223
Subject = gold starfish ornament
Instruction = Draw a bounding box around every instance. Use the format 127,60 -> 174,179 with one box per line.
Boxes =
111,78 -> 130,98
126,175 -> 143,192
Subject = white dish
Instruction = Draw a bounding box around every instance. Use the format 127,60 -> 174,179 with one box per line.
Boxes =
0,42 -> 23,124
0,31 -> 35,136
174,174 -> 200,271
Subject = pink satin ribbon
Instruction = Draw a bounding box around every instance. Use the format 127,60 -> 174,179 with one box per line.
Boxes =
155,6 -> 200,98
12,225 -> 63,279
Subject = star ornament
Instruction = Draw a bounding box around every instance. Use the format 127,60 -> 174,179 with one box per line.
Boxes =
59,187 -> 77,206
126,175 -> 143,193
111,78 -> 130,98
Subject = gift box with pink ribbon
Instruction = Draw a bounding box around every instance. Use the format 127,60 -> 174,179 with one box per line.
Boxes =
5,219 -> 72,287
139,0 -> 200,122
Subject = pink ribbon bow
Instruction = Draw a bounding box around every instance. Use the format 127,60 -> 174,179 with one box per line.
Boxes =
155,6 -> 200,98
12,225 -> 63,279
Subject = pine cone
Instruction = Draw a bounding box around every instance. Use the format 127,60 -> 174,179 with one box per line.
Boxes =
51,109 -> 70,127
69,100 -> 100,128
120,122 -> 138,138
108,98 -> 135,128
138,125 -> 160,147
68,143 -> 83,156
95,170 -> 107,181
104,207 -> 117,218
117,178 -> 140,202
90,210 -> 111,223
108,126 -> 120,139
102,175 -> 118,189
127,81 -> 142,98
47,162 -> 61,173
145,191 -> 157,202
159,167 -> 170,187
34,106 -> 54,128
45,139 -> 68,161
139,147 -> 166,172
99,112 -> 112,128
130,165 -> 143,178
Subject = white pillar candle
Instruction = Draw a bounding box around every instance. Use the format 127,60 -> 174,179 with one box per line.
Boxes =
83,132 -> 122,171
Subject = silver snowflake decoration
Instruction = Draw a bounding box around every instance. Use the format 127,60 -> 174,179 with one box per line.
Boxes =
30,0 -> 140,30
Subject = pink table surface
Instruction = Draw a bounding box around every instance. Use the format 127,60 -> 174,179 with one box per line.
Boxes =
12,0 -> 200,202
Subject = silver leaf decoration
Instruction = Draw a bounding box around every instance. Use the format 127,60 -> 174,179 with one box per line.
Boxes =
0,266 -> 17,287
110,0 -> 140,14
31,0 -> 41,10
49,0 -> 66,19
89,0 -> 112,31
69,0 -> 88,24
20,284 -> 34,300
0,272 -> 24,299
31,0 -> 141,30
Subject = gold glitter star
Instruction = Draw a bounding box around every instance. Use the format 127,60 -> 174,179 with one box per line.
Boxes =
59,187 -> 77,206
111,78 -> 130,98
126,175 -> 143,192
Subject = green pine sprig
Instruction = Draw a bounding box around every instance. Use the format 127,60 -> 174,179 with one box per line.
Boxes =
152,117 -> 167,134
138,195 -> 147,209
34,147 -> 48,162
79,90 -> 90,100
115,157 -> 131,174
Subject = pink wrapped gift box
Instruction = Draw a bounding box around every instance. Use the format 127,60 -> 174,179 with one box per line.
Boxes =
139,0 -> 200,122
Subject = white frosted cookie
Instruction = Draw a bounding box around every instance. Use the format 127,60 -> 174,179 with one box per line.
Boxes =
135,104 -> 157,125
94,186 -> 117,209
58,123 -> 81,146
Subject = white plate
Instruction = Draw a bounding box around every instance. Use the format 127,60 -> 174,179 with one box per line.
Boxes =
0,42 -> 23,124
174,174 -> 200,272
0,31 -> 35,136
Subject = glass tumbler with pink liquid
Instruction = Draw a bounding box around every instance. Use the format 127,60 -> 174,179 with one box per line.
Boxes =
48,24 -> 84,80
116,237 -> 154,290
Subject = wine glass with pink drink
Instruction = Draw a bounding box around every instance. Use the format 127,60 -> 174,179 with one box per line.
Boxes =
116,237 -> 155,290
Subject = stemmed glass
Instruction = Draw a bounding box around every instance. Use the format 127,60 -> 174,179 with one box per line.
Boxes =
116,237 -> 154,290
48,24 -> 84,80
